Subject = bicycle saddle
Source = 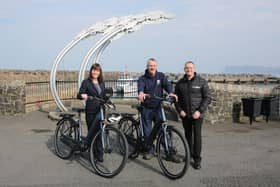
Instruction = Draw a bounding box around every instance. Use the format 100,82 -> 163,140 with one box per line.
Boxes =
131,104 -> 143,111
59,112 -> 76,117
72,107 -> 85,113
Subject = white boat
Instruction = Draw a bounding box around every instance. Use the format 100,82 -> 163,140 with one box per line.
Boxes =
116,73 -> 137,93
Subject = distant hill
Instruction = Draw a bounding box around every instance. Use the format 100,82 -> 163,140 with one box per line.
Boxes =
224,66 -> 280,77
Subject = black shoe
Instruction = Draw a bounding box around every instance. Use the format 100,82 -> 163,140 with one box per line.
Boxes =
72,142 -> 80,151
95,156 -> 104,163
193,162 -> 201,170
143,152 -> 154,160
80,140 -> 88,151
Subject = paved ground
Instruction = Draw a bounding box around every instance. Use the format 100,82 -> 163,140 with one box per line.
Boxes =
0,106 -> 280,187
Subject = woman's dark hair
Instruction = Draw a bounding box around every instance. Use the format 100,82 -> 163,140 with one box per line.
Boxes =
88,63 -> 103,83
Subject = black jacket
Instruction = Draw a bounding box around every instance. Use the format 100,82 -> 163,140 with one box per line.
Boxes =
77,79 -> 105,114
175,73 -> 211,118
138,70 -> 173,108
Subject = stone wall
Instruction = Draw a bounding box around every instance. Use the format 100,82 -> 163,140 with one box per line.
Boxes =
1,79 -> 279,124
0,81 -> 25,115
271,86 -> 280,119
205,83 -> 275,124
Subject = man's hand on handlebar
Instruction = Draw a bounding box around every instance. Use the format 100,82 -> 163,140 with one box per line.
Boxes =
168,93 -> 178,102
138,92 -> 149,102
138,93 -> 177,104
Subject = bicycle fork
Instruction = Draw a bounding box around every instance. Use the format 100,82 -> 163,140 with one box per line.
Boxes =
162,123 -> 172,154
161,107 -> 173,155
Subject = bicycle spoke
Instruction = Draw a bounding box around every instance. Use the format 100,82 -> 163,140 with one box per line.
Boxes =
157,127 -> 189,179
54,118 -> 77,159
90,126 -> 128,178
119,117 -> 138,158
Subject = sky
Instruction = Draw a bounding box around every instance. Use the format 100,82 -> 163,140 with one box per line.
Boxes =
0,0 -> 279,74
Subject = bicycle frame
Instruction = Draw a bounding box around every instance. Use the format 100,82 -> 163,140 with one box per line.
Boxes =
136,102 -> 171,153
99,106 -> 109,150
82,95 -> 115,151
65,103 -> 108,149
77,112 -> 83,142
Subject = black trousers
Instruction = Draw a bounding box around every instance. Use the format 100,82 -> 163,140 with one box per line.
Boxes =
141,107 -> 163,153
85,112 -> 102,157
85,112 -> 101,142
182,117 -> 203,163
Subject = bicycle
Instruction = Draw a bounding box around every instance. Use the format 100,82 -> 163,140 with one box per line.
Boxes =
118,95 -> 190,179
54,95 -> 128,178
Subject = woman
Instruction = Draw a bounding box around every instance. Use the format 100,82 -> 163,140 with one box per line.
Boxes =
77,63 -> 105,162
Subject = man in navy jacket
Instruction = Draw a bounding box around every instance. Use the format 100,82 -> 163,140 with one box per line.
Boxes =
138,58 -> 177,160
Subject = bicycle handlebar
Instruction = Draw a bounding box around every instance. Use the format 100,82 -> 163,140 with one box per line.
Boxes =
145,94 -> 176,104
87,96 -> 116,110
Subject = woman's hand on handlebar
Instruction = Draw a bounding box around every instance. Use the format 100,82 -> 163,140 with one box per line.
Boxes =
81,94 -> 88,100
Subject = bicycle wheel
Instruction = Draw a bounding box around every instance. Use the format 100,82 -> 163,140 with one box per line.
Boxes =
90,125 -> 128,178
54,117 -> 78,159
156,126 -> 190,179
118,116 -> 139,159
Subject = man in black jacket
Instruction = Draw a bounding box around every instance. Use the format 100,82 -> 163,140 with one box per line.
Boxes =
175,61 -> 211,169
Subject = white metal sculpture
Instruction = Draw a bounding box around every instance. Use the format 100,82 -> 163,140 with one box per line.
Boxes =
50,11 -> 173,111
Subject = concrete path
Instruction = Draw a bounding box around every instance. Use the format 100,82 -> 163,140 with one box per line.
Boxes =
0,107 -> 280,187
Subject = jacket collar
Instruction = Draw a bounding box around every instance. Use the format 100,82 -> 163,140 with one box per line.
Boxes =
183,72 -> 197,81
144,69 -> 158,79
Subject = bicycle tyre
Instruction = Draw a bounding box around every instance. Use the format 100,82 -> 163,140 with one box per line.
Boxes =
156,126 -> 190,179
54,117 -> 78,159
118,116 -> 139,159
89,125 -> 128,178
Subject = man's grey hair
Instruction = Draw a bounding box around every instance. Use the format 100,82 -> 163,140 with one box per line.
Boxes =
185,61 -> 195,67
146,58 -> 157,67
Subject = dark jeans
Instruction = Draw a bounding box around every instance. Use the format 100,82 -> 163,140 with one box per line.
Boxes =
182,117 -> 203,163
141,107 -> 163,153
85,112 -> 102,157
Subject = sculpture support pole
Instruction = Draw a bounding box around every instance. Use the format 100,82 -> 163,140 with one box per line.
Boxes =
50,38 -> 85,111
93,40 -> 111,65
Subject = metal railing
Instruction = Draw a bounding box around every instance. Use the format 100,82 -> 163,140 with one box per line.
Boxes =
25,80 -> 138,104
25,81 -> 77,104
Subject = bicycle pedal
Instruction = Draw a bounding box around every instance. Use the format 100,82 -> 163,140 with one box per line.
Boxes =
73,150 -> 82,155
